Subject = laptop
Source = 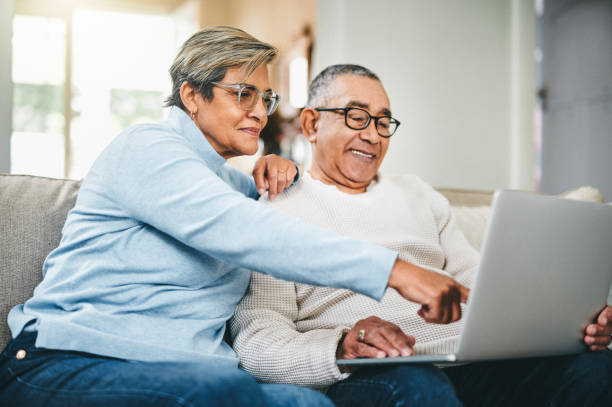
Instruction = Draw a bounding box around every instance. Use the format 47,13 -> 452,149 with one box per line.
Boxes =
337,190 -> 612,367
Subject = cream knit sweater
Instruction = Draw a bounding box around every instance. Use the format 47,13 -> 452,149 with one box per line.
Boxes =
231,172 -> 480,388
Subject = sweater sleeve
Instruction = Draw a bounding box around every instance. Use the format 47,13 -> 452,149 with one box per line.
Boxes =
231,272 -> 350,388
217,163 -> 259,199
427,184 -> 480,287
104,129 -> 397,299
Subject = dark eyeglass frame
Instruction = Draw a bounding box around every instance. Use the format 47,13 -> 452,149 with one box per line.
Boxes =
211,82 -> 280,115
315,107 -> 400,138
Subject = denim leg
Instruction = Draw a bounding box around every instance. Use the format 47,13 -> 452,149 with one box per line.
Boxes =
0,332 -> 269,407
260,383 -> 334,407
444,351 -> 612,407
326,365 -> 463,407
548,350 -> 612,407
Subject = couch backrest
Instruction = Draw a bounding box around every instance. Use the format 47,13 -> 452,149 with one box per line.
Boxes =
2,174 -> 609,352
0,174 -> 495,351
0,174 -> 81,349
437,188 -> 493,207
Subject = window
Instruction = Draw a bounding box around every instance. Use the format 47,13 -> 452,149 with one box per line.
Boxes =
11,5 -> 195,179
69,9 -> 176,179
11,15 -> 66,178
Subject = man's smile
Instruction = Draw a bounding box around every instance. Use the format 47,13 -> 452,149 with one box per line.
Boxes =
349,148 -> 376,160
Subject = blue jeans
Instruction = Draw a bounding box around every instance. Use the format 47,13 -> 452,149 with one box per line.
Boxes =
0,331 -> 333,407
326,351 -> 612,407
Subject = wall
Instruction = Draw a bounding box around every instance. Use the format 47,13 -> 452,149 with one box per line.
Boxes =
4,0 -> 536,188
196,0 -> 317,173
15,0 -> 186,15
0,0 -> 13,173
197,0 -> 316,51
313,0 -> 535,190
510,0 -> 536,190
197,0 -> 316,91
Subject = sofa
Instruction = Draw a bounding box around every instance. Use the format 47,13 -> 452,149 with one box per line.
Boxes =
1,173 -> 610,351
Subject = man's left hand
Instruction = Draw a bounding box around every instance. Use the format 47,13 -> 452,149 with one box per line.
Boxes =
584,305 -> 612,351
253,155 -> 298,200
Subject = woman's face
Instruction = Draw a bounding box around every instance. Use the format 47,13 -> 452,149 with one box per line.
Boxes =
193,64 -> 270,159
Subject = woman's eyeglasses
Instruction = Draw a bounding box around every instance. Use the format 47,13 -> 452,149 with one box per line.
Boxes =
212,82 -> 280,116
315,107 -> 400,137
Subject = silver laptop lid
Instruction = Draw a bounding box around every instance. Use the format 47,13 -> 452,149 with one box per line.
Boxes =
456,190 -> 612,362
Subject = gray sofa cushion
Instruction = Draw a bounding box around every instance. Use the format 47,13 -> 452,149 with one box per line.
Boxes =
0,174 -> 81,349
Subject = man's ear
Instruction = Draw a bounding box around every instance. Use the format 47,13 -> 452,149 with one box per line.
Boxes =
179,82 -> 198,114
301,108 -> 319,143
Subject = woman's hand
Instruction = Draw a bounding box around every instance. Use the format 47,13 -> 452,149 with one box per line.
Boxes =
253,154 -> 298,200
388,259 -> 469,324
584,305 -> 612,351
337,316 -> 415,363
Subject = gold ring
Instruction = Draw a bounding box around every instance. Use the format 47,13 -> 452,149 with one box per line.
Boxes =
357,329 -> 365,342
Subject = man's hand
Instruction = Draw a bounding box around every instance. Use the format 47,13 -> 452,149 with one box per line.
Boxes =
253,155 -> 298,200
584,305 -> 612,351
388,259 -> 469,324
337,316 -> 415,361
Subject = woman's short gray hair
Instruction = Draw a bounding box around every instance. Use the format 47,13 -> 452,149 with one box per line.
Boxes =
306,64 -> 381,108
165,26 -> 278,110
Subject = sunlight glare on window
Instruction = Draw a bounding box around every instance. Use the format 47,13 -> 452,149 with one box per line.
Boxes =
11,15 -> 66,178
70,9 -> 175,179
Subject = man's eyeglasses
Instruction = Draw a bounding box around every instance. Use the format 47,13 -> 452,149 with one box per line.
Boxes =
211,82 -> 280,116
315,107 -> 400,138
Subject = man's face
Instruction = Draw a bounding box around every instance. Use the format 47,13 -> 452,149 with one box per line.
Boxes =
307,74 -> 391,193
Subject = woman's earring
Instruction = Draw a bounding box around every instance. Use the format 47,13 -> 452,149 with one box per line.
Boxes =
190,110 -> 197,121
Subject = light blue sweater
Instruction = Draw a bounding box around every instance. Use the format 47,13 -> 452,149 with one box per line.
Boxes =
8,107 -> 397,364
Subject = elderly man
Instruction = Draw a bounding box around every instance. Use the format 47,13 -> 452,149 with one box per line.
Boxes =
231,64 -> 612,406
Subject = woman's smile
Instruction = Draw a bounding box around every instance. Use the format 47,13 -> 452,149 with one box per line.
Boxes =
240,127 -> 261,137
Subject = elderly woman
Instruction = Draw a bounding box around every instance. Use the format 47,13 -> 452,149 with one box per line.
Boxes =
0,27 -> 466,406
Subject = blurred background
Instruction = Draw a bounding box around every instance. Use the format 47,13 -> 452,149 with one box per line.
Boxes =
0,0 -> 610,197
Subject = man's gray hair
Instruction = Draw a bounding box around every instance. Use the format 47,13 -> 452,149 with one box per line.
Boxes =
306,64 -> 381,108
165,26 -> 277,110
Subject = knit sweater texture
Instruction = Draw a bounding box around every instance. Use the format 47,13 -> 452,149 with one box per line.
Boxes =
231,172 -> 480,387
